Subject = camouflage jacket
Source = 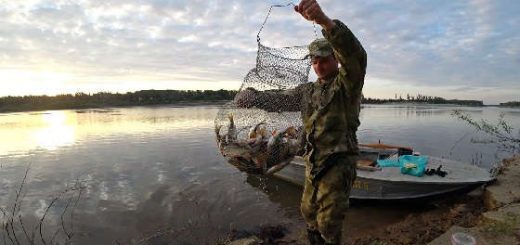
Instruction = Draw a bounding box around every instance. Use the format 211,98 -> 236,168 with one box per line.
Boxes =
302,19 -> 366,165
236,20 -> 366,166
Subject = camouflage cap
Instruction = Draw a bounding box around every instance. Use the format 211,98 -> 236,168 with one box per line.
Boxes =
307,38 -> 333,58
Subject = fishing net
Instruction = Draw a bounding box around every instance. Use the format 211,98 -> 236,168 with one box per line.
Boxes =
214,4 -> 314,174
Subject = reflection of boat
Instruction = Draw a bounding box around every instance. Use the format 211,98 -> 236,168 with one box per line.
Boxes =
272,146 -> 496,200
245,174 -> 302,212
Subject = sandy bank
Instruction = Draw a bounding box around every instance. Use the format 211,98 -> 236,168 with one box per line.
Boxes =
428,155 -> 520,245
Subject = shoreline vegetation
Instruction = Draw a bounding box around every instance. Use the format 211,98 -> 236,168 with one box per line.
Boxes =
361,94 -> 484,106
1,89 -> 516,113
0,90 -> 236,113
499,101 -> 520,107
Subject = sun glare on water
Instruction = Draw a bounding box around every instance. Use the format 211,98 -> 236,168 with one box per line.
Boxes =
32,111 -> 76,150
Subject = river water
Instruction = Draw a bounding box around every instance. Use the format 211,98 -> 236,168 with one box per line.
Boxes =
0,104 -> 518,244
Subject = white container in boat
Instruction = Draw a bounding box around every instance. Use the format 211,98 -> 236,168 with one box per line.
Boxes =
413,151 -> 421,156
451,232 -> 476,245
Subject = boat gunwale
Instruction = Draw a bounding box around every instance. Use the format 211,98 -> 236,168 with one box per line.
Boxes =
285,156 -> 495,185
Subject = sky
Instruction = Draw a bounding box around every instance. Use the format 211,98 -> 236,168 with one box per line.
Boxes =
0,0 -> 518,104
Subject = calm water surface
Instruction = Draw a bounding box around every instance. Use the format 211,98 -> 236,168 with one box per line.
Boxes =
0,104 -> 518,244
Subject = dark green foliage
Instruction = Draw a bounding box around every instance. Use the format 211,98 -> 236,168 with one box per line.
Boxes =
500,101 -> 520,107
0,89 -> 237,113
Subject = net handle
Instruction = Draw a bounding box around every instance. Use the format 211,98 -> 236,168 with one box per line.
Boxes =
256,2 -> 318,43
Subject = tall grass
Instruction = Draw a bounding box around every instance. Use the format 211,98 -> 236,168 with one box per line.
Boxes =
0,166 -> 86,245
452,110 -> 520,154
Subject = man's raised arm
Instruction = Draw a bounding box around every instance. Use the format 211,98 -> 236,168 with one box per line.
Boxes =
323,20 -> 367,92
295,0 -> 367,92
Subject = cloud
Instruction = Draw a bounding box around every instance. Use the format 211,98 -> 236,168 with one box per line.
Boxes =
0,0 -> 518,103
334,0 -> 520,90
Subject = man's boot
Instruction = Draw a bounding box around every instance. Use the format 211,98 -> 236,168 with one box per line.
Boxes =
307,229 -> 325,245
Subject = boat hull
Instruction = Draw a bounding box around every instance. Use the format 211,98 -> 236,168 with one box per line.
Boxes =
273,157 -> 494,200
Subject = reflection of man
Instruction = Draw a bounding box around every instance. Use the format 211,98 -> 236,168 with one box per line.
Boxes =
235,0 -> 366,244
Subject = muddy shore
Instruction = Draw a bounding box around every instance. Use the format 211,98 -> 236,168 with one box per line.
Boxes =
224,155 -> 520,245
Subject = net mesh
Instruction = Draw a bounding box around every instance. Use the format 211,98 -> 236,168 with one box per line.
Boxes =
214,4 -> 312,174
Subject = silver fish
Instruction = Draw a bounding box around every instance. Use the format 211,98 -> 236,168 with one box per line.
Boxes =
226,113 -> 237,143
266,127 -> 293,168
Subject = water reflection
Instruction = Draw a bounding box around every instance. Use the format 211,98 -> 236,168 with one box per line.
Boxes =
34,111 -> 76,150
245,175 -> 302,218
0,111 -> 77,156
0,107 -> 219,158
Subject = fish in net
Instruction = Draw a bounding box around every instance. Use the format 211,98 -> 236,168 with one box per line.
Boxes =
214,3 -> 315,174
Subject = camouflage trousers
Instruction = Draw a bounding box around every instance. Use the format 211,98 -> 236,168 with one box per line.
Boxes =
300,155 -> 357,244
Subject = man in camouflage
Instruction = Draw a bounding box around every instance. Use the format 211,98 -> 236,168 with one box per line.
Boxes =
236,0 -> 366,244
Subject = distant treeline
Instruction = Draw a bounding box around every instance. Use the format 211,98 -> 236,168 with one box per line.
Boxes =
0,90 -> 485,113
362,93 -> 483,106
0,90 -> 237,113
499,101 -> 520,107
